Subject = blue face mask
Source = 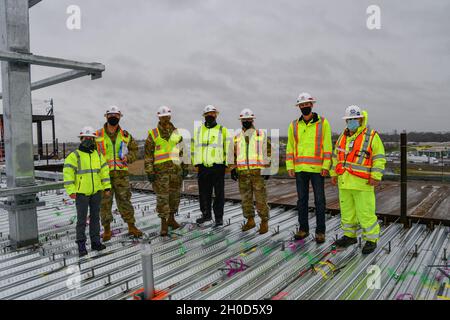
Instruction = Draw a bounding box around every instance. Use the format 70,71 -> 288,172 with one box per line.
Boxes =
347,119 -> 360,131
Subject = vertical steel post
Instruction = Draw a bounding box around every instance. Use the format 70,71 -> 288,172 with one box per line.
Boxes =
141,243 -> 155,300
37,121 -> 43,158
400,132 -> 408,227
0,0 -> 39,247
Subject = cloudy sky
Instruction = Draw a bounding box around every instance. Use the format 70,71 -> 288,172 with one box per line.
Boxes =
1,0 -> 449,142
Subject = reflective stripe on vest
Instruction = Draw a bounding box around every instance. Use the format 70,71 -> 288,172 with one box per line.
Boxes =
291,117 -> 326,166
335,128 -> 377,180
149,128 -> 181,165
96,128 -> 130,171
235,129 -> 266,170
193,125 -> 226,166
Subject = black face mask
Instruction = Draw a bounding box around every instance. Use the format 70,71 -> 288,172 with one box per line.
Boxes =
300,107 -> 312,116
79,139 -> 96,153
107,117 -> 120,126
204,116 -> 217,128
242,121 -> 253,130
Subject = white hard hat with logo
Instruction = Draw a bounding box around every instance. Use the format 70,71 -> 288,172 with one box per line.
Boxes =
157,106 -> 172,117
239,108 -> 255,120
296,92 -> 316,105
78,126 -> 97,138
105,105 -> 122,116
203,105 -> 219,115
343,105 -> 364,119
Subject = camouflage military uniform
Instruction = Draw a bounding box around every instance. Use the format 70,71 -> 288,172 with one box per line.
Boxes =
238,170 -> 270,219
144,122 -> 185,220
234,129 -> 271,220
99,124 -> 138,226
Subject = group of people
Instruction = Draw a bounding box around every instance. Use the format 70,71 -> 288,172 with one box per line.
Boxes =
63,92 -> 386,258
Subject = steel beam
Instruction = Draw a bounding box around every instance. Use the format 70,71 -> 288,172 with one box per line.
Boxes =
0,70 -> 91,99
0,0 -> 39,248
0,50 -> 105,73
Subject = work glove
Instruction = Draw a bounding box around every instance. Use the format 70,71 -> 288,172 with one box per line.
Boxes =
231,168 -> 238,181
147,173 -> 156,183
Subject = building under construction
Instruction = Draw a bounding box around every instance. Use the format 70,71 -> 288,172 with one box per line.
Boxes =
0,0 -> 449,301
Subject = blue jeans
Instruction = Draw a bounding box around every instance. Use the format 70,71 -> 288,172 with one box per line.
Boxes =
295,172 -> 326,234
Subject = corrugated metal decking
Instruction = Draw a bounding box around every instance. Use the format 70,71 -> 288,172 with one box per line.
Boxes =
0,188 -> 449,300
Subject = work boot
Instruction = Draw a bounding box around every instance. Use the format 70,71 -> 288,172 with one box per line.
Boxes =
196,216 -> 212,225
91,242 -> 106,251
168,213 -> 181,230
127,223 -> 143,238
294,230 -> 310,240
160,218 -> 168,237
315,233 -> 326,244
242,217 -> 256,232
362,241 -> 377,254
76,241 -> 88,258
334,235 -> 357,248
214,218 -> 223,228
102,224 -> 112,242
258,220 -> 269,235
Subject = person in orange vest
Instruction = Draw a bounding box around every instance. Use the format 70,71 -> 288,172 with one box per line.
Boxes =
330,105 -> 386,254
286,92 -> 332,243
96,106 -> 143,240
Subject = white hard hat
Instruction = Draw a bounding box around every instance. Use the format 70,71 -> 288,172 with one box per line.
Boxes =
157,106 -> 172,117
343,105 -> 364,119
78,126 -> 97,138
296,92 -> 316,105
105,105 -> 122,116
239,108 -> 255,120
203,105 -> 219,115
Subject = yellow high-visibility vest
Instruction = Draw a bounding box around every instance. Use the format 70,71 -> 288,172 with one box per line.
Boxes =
149,127 -> 182,165
63,150 -> 111,196
192,124 -> 229,167
234,129 -> 268,171
96,128 -> 130,171
286,115 -> 332,173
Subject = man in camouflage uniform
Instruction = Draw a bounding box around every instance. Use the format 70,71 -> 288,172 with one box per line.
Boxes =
145,106 -> 187,236
96,106 -> 143,240
231,108 -> 271,234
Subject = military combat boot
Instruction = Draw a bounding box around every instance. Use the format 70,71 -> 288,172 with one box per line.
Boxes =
242,217 -> 256,231
102,224 -> 112,242
168,213 -> 181,230
127,223 -> 143,238
258,220 -> 269,234
160,218 -> 169,236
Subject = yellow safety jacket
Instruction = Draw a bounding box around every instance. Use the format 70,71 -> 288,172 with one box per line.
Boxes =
192,124 -> 229,167
96,127 -> 130,171
63,149 -> 111,196
149,127 -> 182,165
286,114 -> 332,173
234,129 -> 269,171
330,111 -> 386,191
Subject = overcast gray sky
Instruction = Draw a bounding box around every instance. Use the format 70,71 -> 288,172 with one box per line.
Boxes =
1,0 -> 449,142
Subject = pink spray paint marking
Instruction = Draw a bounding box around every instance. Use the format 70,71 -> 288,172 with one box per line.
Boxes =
224,258 -> 249,277
396,293 -> 414,300
272,292 -> 289,300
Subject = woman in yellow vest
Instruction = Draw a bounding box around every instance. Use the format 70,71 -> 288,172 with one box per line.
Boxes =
330,105 -> 386,254
63,127 -> 111,257
144,106 -> 186,236
231,108 -> 271,234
